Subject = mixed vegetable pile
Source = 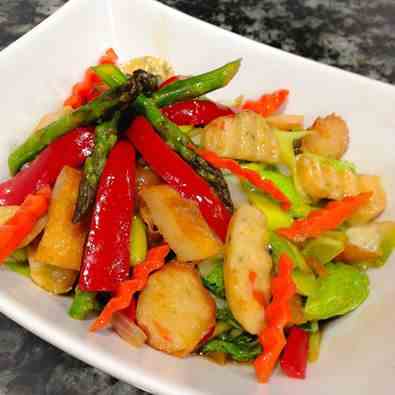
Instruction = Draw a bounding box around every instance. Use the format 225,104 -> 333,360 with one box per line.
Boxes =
1,48 -> 394,383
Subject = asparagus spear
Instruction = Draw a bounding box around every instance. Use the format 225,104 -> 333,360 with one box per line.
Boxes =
134,95 -> 234,211
152,59 -> 241,107
8,70 -> 158,175
73,113 -> 120,223
94,59 -> 241,105
92,64 -> 128,88
68,288 -> 100,320
9,60 -> 240,175
73,61 -> 240,220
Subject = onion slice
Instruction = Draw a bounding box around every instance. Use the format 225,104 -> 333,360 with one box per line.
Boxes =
112,312 -> 147,348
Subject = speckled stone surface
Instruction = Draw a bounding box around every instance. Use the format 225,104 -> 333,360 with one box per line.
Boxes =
0,1 -> 394,394
160,0 -> 395,83
1,0 -> 395,83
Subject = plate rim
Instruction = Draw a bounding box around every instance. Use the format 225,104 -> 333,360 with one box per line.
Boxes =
1,0 -> 394,94
0,1 -> 394,395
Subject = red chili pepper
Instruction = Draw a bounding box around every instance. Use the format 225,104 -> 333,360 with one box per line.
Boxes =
280,326 -> 309,379
90,244 -> 169,331
254,254 -> 296,383
161,100 -> 234,126
64,48 -> 118,109
79,141 -> 136,292
158,75 -> 182,90
243,89 -> 289,117
192,146 -> 290,210
127,116 -> 231,241
0,128 -> 94,206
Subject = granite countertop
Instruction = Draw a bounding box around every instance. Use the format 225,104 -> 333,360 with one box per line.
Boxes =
0,1 -> 394,394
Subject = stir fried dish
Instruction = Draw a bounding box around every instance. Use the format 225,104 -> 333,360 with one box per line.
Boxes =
1,49 -> 393,382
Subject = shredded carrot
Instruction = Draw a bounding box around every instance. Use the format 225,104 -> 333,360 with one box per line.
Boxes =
242,89 -> 289,117
154,320 -> 173,342
122,297 -> 137,322
0,186 -> 51,263
191,146 -> 290,210
254,254 -> 296,383
64,68 -> 102,108
98,48 -> 119,65
249,271 -> 268,307
64,48 -> 118,109
306,256 -> 328,278
277,192 -> 372,243
288,295 -> 306,325
90,244 -> 169,332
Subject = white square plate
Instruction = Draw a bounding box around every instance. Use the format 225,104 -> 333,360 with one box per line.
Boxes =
1,0 -> 395,394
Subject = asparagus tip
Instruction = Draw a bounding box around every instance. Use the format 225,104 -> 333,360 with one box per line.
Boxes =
73,180 -> 98,223
8,153 -> 19,176
223,58 -> 242,85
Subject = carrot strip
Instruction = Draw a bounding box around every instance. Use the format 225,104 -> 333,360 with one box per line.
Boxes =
242,89 -> 289,117
192,146 -> 290,210
305,256 -> 328,278
277,192 -> 372,242
0,186 -> 51,263
90,244 -> 169,332
98,48 -> 119,65
64,48 -> 118,109
64,69 -> 102,108
254,253 -> 296,383
249,271 -> 268,307
122,297 -> 137,322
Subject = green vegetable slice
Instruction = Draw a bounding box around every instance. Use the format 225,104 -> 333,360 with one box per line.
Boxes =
244,187 -> 293,230
216,305 -> 242,329
275,130 -> 309,173
68,288 -> 101,320
304,263 -> 369,320
178,125 -> 195,134
380,227 -> 395,266
129,215 -> 148,266
201,331 -> 262,362
3,249 -> 30,277
303,235 -> 345,264
346,222 -> 395,268
270,232 -> 310,272
200,259 -> 225,299
292,269 -> 318,296
242,163 -> 311,218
